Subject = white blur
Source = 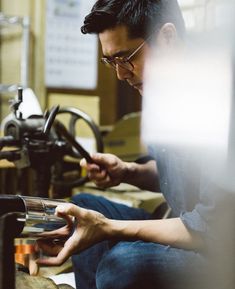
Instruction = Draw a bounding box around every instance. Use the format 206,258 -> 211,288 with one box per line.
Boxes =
142,2 -> 235,187
143,48 -> 232,153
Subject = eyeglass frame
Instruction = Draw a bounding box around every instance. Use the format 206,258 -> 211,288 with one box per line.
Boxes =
100,37 -> 148,71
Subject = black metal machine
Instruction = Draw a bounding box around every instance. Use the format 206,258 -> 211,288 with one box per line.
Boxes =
0,87 -> 103,197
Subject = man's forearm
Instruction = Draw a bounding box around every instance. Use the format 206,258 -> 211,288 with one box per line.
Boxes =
106,217 -> 204,251
123,160 -> 160,192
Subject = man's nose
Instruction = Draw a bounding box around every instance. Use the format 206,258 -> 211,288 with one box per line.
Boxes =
115,64 -> 133,81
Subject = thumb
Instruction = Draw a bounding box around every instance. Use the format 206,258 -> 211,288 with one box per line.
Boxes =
80,158 -> 87,168
80,157 -> 101,173
91,153 -> 115,167
56,203 -> 87,219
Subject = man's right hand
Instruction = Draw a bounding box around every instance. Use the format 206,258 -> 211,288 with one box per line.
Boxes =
80,153 -> 129,189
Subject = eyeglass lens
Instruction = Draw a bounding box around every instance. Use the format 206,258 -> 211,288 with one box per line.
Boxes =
101,58 -> 133,71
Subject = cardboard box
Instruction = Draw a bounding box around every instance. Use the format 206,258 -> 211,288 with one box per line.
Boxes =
103,112 -> 148,161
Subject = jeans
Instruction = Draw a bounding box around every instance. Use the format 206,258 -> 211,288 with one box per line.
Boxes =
71,193 -> 209,289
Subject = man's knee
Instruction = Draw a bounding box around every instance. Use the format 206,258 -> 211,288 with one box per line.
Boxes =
96,243 -> 144,289
71,193 -> 95,207
71,193 -> 107,212
95,241 -> 187,289
96,248 -> 128,289
71,193 -> 116,216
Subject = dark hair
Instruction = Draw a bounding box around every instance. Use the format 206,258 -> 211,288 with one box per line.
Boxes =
81,0 -> 185,39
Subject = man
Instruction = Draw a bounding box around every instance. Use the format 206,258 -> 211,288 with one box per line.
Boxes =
37,1 -> 227,288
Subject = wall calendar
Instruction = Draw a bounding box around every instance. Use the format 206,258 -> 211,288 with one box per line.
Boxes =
45,0 -> 97,89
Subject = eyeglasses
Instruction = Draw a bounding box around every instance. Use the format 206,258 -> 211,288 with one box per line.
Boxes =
101,40 -> 147,71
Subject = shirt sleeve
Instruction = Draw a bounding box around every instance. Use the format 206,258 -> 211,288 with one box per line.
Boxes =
180,207 -> 207,234
180,173 -> 232,242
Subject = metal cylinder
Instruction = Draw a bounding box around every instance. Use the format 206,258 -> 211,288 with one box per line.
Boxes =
19,196 -> 67,238
0,195 -> 67,238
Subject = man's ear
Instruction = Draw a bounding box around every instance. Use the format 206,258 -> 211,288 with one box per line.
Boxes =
157,23 -> 178,47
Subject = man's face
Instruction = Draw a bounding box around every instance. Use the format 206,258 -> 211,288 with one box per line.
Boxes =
99,25 -> 149,95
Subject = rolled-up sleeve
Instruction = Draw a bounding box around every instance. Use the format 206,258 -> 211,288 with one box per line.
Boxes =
180,208 -> 207,234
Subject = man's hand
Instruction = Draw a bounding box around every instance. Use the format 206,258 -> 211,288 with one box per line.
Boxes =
36,203 -> 110,266
81,153 -> 160,192
36,203 -> 204,267
80,153 -> 129,188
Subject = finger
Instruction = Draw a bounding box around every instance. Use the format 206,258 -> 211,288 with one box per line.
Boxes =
81,158 -> 103,177
36,255 -> 65,266
91,153 -> 116,167
55,211 -> 74,227
56,203 -> 88,219
37,235 -> 76,266
36,224 -> 70,239
36,239 -> 62,256
88,169 -> 107,181
80,157 -> 102,172
80,158 -> 87,168
48,237 -> 75,265
94,175 -> 112,189
29,258 -> 39,276
94,173 -> 111,185
87,164 -> 102,173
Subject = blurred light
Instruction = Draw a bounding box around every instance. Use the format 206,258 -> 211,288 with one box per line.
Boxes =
142,47 -> 232,155
142,0 -> 235,194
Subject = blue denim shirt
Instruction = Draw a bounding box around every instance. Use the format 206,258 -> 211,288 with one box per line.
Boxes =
148,145 -> 218,238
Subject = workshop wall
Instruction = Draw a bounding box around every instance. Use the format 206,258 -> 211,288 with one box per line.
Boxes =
179,0 -> 226,32
0,0 -> 45,120
0,0 -> 141,126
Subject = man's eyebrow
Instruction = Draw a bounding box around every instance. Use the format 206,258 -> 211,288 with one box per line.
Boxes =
103,49 -> 131,59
